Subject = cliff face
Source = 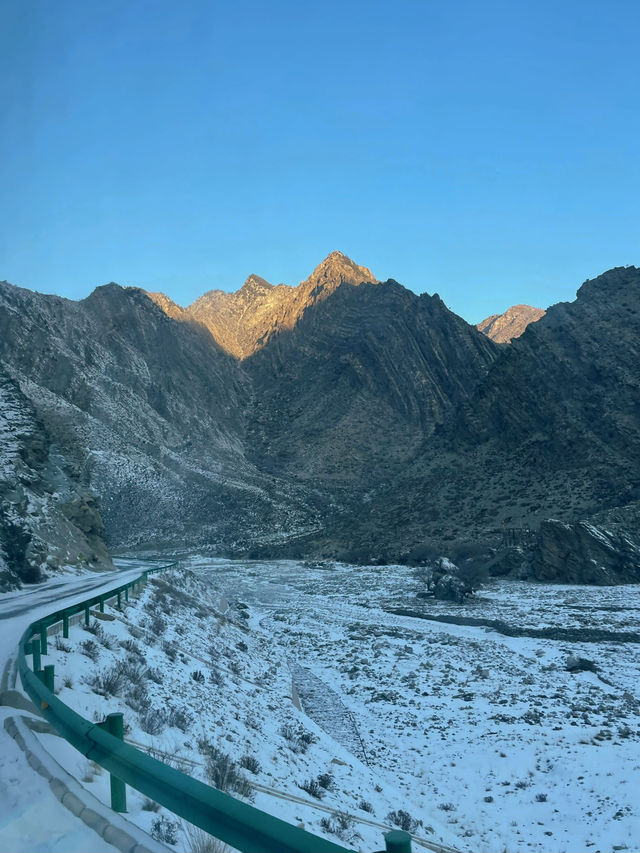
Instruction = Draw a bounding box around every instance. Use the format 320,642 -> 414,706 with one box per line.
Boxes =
477,304 -> 545,342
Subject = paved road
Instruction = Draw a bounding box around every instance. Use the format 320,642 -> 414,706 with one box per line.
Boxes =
0,561 -> 160,853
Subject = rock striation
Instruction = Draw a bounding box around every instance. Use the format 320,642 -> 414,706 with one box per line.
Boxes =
244,279 -> 498,483
533,519 -> 640,584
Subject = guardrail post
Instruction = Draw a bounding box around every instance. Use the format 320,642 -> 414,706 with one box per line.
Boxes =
99,598 -> 105,613
117,590 -> 122,608
384,830 -> 412,853
31,638 -> 42,673
125,585 -> 129,602
43,664 -> 55,692
63,614 -> 69,639
106,713 -> 127,812
85,605 -> 90,626
39,623 -> 48,655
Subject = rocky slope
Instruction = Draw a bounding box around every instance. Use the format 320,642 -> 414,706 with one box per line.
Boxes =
477,304 -> 546,342
331,266 -> 640,571
0,280 -> 327,574
0,368 -> 110,589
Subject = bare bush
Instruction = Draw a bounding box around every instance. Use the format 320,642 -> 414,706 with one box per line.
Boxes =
181,823 -> 230,853
55,636 -> 72,653
200,742 -> 253,800
90,664 -> 125,697
166,705 -> 193,732
120,638 -> 146,662
280,723 -> 317,754
299,778 -> 325,800
139,707 -> 166,735
239,755 -> 261,774
319,813 -> 360,843
162,640 -> 177,662
151,815 -> 178,845
387,809 -> 421,832
81,639 -> 99,661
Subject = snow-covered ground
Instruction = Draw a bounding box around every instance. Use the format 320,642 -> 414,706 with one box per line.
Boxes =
32,559 -> 640,853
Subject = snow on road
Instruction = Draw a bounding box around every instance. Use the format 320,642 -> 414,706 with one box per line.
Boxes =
0,561 -> 164,853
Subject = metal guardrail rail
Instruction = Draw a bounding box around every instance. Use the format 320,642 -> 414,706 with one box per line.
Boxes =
17,561 -> 361,853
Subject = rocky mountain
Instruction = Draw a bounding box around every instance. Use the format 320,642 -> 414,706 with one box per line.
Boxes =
477,304 -> 546,342
151,251 -> 378,359
0,280 -> 330,585
1,258 -> 639,586
244,280 -> 499,484
334,266 -> 640,575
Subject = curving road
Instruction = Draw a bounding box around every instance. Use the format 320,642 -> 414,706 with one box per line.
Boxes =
0,560 -> 161,853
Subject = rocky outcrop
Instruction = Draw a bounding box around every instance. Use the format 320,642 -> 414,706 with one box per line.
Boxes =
533,519 -> 640,584
0,370 -> 110,589
477,305 -> 545,342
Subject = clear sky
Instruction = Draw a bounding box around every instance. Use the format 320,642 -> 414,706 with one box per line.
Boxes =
1,0 -> 638,324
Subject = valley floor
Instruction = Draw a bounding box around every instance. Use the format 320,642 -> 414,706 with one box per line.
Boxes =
34,559 -> 640,853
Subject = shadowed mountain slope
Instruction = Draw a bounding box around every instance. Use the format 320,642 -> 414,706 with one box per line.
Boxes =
330,266 -> 640,561
0,281 -> 326,567
244,279 -> 499,483
2,259 -> 639,583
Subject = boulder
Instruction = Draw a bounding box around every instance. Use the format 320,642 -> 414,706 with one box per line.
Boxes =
433,574 -> 467,603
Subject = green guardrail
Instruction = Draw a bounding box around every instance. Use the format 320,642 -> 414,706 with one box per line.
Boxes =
17,560 -> 378,853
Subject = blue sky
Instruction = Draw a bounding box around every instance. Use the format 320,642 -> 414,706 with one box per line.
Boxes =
1,0 -> 638,323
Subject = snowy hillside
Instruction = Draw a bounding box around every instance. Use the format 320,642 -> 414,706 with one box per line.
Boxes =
38,560 -> 639,852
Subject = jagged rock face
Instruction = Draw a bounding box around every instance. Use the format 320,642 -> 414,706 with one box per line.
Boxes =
533,519 -> 640,584
153,251 -> 377,359
477,304 -> 546,342
244,280 -> 499,483
0,370 -> 110,589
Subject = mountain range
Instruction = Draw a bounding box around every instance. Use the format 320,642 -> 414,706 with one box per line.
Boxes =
1,252 -> 639,588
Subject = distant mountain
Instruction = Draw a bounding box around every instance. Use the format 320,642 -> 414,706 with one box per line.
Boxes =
149,251 -> 377,359
477,304 -> 546,342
